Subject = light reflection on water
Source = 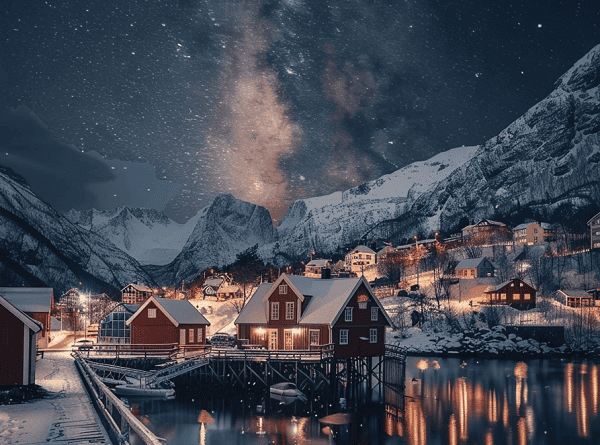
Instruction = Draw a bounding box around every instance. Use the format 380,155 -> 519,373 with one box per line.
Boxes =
128,357 -> 600,444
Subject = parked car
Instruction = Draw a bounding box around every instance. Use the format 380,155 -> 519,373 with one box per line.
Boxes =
397,289 -> 409,297
74,339 -> 94,351
209,332 -> 234,348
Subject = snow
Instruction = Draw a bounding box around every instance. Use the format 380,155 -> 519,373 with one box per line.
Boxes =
189,298 -> 243,336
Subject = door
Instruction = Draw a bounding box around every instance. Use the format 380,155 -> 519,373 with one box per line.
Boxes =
180,329 -> 186,345
269,330 -> 278,350
284,330 -> 293,350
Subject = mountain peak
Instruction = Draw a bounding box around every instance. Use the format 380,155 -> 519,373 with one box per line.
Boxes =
556,44 -> 600,93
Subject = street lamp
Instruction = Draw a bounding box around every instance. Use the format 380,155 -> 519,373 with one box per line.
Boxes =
414,235 -> 419,288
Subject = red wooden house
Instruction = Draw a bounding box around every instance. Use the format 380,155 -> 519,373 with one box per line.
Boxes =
126,296 -> 210,347
485,278 -> 536,310
0,295 -> 42,387
0,287 -> 53,349
235,274 -> 393,358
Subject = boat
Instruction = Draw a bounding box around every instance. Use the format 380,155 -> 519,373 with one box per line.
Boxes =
113,384 -> 176,399
269,382 -> 307,404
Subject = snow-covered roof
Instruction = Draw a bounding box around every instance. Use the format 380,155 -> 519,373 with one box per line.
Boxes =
306,259 -> 331,267
0,295 -> 42,333
121,283 -> 153,293
127,297 -> 210,326
218,285 -> 241,294
204,277 -> 224,287
0,287 -> 53,313
235,274 -> 393,327
455,258 -> 489,269
558,289 -> 591,298
349,245 -> 375,255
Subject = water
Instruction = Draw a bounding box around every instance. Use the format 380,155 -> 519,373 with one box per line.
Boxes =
127,357 -> 600,444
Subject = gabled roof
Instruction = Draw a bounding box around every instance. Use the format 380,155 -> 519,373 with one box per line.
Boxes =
455,257 -> 492,269
126,296 -> 210,327
0,295 -> 42,333
121,283 -> 153,293
558,289 -> 591,298
204,277 -> 225,287
485,279 -> 533,293
348,245 -> 375,255
236,274 -> 393,327
0,287 -> 53,313
306,259 -> 331,267
587,211 -> 600,225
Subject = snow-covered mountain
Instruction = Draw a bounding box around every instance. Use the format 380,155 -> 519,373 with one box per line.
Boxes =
64,207 -> 200,265
0,166 -> 156,294
259,44 -> 600,262
152,193 -> 276,284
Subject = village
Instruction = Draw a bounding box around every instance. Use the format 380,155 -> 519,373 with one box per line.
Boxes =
2,213 -> 600,444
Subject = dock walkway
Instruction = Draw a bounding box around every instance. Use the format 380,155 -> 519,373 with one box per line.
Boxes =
0,350 -> 111,445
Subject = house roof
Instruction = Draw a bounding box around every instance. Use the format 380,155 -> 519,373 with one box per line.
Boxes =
485,279 -> 533,293
0,295 -> 42,333
126,296 -> 210,327
456,258 -> 490,269
121,283 -> 153,293
587,211 -> 600,225
349,245 -> 375,255
204,277 -> 225,287
217,285 -> 241,294
306,259 -> 331,267
558,289 -> 591,298
235,274 -> 393,327
0,287 -> 53,313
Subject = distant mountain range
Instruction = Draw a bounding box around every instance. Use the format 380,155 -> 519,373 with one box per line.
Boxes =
0,44 -> 598,293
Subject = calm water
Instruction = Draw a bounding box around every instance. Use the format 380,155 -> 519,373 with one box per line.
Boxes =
127,357 -> 600,445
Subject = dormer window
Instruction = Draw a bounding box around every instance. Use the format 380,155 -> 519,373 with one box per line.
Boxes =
345,307 -> 353,322
279,284 -> 288,294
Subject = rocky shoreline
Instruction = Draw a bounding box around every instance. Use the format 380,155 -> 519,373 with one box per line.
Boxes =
394,325 -> 600,361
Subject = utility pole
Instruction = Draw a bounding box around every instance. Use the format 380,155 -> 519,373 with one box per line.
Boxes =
414,235 -> 419,288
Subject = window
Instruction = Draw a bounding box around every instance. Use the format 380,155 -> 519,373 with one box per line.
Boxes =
197,328 -> 203,342
279,284 -> 288,294
514,294 -> 520,300
370,328 -> 377,343
524,294 -> 530,300
371,307 -> 378,321
339,329 -> 349,345
345,307 -> 353,322
271,302 -> 279,320
501,293 -> 506,300
189,329 -> 194,342
148,308 -> 156,318
310,330 -> 320,345
520,282 -> 523,287
286,302 -> 295,320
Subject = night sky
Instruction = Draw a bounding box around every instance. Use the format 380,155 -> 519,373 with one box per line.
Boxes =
1,0 -> 598,223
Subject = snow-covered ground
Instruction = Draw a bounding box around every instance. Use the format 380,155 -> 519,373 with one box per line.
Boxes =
189,298 -> 241,336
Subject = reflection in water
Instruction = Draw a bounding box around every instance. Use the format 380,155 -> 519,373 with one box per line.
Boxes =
399,358 -> 600,445
129,359 -> 600,444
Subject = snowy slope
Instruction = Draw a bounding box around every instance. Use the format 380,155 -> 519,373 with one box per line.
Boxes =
64,207 -> 200,265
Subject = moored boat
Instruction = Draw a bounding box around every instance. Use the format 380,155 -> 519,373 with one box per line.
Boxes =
270,382 -> 307,404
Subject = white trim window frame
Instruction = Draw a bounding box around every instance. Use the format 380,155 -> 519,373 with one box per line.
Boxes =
309,329 -> 320,346
271,302 -> 279,320
371,307 -> 378,321
279,284 -> 288,294
188,328 -> 194,343
345,307 -> 353,322
370,328 -> 377,343
197,328 -> 203,343
148,308 -> 157,318
339,329 -> 349,345
286,301 -> 295,320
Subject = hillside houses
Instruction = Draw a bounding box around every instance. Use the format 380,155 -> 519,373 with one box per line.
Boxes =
345,246 -> 376,274
121,283 -> 153,305
513,222 -> 555,245
455,258 -> 496,279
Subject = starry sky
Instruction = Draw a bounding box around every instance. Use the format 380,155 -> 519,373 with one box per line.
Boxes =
0,0 -> 598,223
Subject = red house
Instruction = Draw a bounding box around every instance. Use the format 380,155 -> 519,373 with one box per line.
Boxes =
485,278 -> 537,310
235,274 -> 393,358
0,295 -> 42,387
0,287 -> 53,349
126,296 -> 210,347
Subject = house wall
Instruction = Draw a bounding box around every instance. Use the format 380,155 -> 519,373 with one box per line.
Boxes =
130,301 -> 207,345
487,280 -> 536,309
237,324 -> 330,349
0,304 -> 26,386
28,312 -> 49,348
332,283 -> 388,358
590,214 -> 600,249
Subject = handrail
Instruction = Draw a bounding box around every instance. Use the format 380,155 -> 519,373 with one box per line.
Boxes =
73,352 -> 166,445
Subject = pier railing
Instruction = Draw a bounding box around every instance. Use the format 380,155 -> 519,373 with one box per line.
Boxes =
73,352 -> 166,445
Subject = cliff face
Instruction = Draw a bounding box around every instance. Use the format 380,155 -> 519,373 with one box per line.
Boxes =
0,166 -> 156,294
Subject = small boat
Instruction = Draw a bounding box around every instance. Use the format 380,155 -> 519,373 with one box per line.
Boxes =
113,384 -> 176,399
270,382 -> 307,404
100,377 -> 128,387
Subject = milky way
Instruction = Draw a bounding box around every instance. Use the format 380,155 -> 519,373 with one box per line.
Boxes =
1,0 -> 598,222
